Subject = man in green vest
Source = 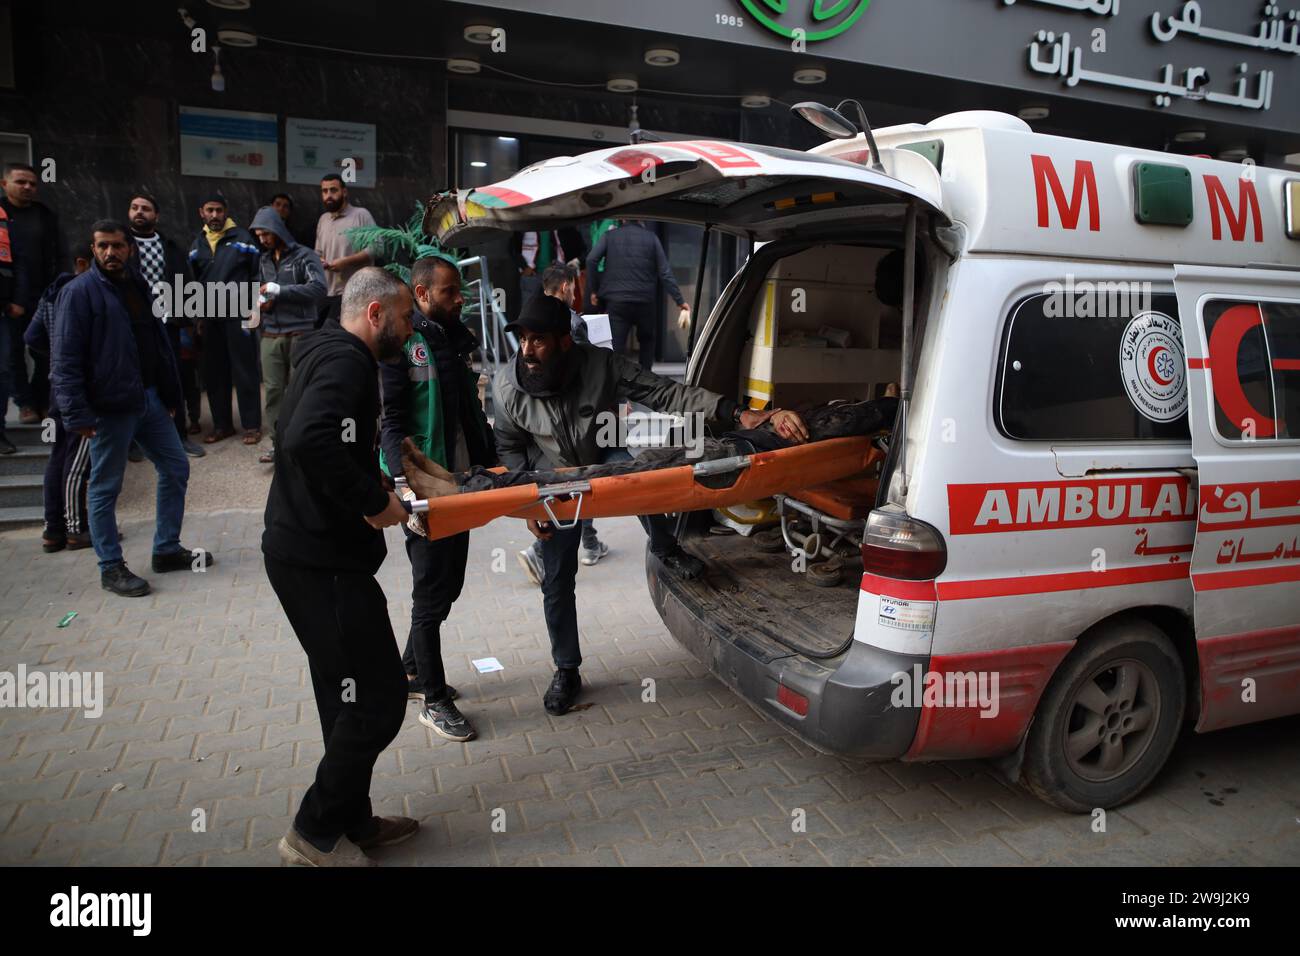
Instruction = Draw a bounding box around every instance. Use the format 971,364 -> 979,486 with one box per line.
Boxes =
379,256 -> 496,741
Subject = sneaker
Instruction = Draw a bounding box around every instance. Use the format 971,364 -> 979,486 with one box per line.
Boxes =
101,562 -> 150,597
152,548 -> 215,573
418,696 -> 476,741
66,532 -> 92,550
580,539 -> 609,566
0,435 -> 14,455
543,667 -> 582,716
349,816 -> 419,850
517,546 -> 544,587
18,406 -> 38,424
181,438 -> 206,458
277,828 -> 374,867
128,441 -> 144,463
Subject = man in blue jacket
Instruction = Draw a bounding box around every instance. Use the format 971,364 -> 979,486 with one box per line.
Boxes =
50,220 -> 212,597
249,205 -> 326,464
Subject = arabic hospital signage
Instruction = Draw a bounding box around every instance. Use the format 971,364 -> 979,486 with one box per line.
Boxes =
286,117 -> 378,188
179,106 -> 278,181
447,0 -> 1300,135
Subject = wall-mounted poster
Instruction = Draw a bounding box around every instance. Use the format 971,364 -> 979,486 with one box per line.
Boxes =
179,106 -> 278,181
286,117 -> 377,188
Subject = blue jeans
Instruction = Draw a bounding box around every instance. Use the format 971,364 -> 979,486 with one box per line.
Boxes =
87,387 -> 190,572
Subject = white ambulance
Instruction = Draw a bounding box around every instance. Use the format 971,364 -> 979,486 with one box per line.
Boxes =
431,109 -> 1300,811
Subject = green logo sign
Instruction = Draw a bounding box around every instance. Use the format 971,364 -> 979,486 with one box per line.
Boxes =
739,0 -> 872,42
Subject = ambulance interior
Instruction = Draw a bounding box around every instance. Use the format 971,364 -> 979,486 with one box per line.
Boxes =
672,238 -> 932,659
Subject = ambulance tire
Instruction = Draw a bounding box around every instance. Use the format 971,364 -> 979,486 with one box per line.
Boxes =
1021,619 -> 1185,813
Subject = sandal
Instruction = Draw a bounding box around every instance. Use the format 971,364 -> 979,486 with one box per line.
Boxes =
242,429 -> 262,445
204,428 -> 235,444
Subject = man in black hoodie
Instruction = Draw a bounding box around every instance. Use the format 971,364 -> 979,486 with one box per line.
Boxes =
263,266 -> 416,867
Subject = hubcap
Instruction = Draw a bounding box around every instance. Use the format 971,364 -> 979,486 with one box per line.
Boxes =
1062,657 -> 1161,783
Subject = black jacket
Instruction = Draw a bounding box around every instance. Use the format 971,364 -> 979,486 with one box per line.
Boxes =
130,230 -> 195,329
187,221 -> 260,318
588,222 -> 684,307
262,323 -> 390,574
0,197 -> 61,315
24,272 -> 77,415
379,311 -> 496,479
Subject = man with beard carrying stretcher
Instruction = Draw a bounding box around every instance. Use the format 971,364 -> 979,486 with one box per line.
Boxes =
454,293 -> 791,715
400,293 -> 896,716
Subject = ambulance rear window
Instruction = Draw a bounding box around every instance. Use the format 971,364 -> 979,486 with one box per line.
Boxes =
997,289 -> 1191,443
1202,299 -> 1300,442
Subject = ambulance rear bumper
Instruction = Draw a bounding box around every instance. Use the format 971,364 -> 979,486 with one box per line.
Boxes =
647,552 -> 924,760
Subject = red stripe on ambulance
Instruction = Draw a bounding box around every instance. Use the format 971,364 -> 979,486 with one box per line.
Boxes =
948,476 -> 1195,535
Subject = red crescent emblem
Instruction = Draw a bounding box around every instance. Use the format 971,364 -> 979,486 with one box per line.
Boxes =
1147,346 -> 1172,386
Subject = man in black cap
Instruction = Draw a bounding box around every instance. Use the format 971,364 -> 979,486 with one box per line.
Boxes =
488,292 -> 777,715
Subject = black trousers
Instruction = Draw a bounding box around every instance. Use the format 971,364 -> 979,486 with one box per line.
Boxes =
401,527 -> 470,701
264,556 -> 407,843
42,418 -> 90,536
539,513 -> 676,670
608,299 -> 658,370
202,320 -> 261,433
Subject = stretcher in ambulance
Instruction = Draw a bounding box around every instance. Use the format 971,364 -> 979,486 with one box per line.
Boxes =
430,111 -> 1300,811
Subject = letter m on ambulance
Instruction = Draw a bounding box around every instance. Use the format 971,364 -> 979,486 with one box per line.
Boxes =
1203,175 -> 1262,243
1032,155 -> 1100,231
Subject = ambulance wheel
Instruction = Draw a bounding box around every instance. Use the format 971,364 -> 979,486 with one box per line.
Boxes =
1021,619 -> 1184,813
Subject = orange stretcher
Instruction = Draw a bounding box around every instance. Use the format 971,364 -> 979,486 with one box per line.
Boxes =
402,437 -> 883,541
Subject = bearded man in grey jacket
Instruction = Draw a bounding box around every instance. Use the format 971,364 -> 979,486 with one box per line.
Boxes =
493,293 -> 778,715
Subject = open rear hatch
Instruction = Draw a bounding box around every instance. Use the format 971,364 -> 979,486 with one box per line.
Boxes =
426,139 -> 946,246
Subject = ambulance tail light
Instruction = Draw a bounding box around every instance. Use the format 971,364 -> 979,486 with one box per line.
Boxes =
860,506 -> 947,581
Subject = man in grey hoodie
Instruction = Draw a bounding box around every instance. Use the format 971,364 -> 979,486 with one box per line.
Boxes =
250,206 -> 327,464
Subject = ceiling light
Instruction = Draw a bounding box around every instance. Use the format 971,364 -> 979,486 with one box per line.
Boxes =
1173,128 -> 1207,143
217,28 -> 256,47
644,47 -> 680,67
741,94 -> 771,109
1218,146 -> 1250,162
447,58 -> 480,74
793,67 -> 826,85
205,0 -> 250,9
607,76 -> 639,93
210,47 -> 225,92
1017,105 -> 1049,121
470,161 -> 487,168
497,136 -> 517,142
464,24 -> 497,44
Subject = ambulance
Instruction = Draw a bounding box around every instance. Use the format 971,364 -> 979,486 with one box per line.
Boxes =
430,108 -> 1300,811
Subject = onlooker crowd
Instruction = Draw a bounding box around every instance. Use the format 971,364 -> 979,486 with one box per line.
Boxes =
2,168 -> 384,595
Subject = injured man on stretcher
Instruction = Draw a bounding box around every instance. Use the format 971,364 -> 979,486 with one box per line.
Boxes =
399,394 -> 899,505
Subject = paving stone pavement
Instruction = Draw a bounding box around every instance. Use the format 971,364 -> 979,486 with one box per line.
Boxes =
1,508 -> 1298,867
